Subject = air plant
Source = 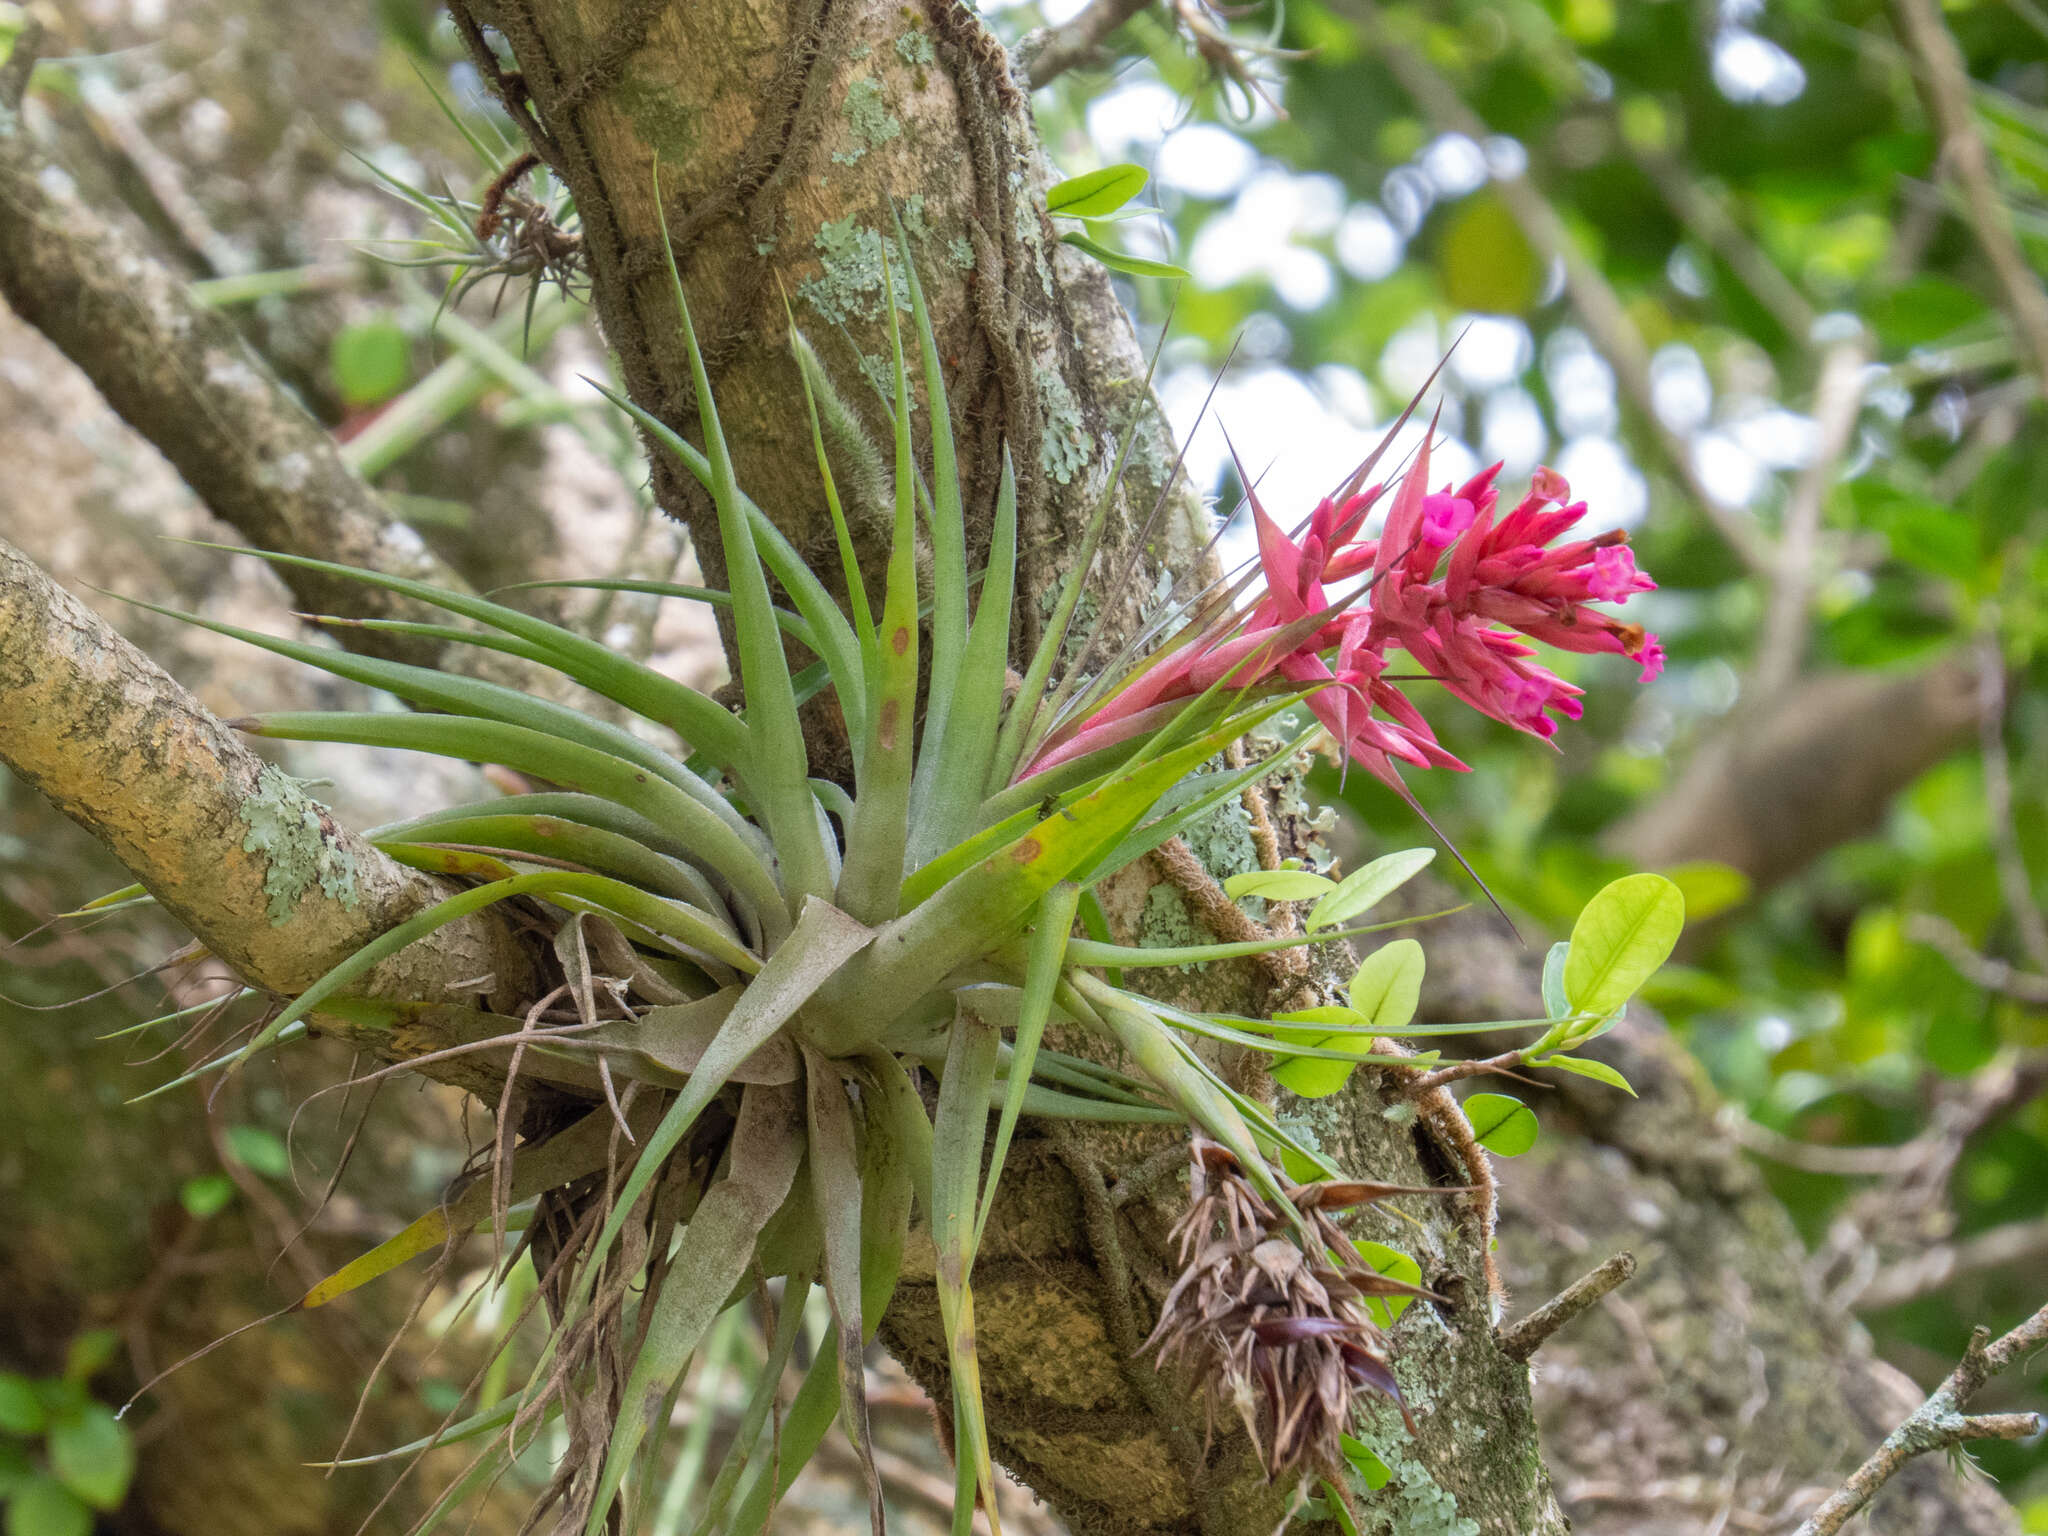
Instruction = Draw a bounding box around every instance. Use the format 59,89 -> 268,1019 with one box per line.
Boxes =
90,201 -> 1677,1535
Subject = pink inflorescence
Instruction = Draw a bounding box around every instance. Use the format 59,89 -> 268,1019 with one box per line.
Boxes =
1023,439 -> 1662,789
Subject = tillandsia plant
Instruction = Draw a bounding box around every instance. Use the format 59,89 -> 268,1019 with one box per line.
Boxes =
80,207 -> 1685,1536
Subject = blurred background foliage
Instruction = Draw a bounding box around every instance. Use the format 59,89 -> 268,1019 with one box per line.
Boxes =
1013,0 -> 2048,1517
3,0 -> 2047,1528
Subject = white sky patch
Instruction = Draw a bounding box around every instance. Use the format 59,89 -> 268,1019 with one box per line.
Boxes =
1731,404 -> 1819,470
1190,171 -> 1345,310
1380,315 -> 1448,400
1160,363 -> 1479,570
1557,437 -> 1649,531
1482,388 -> 1549,477
1450,315 -> 1533,392
1156,124 -> 1259,197
1085,80 -> 1182,160
1270,249 -> 1335,311
1335,203 -> 1404,281
1650,344 -> 1714,433
1483,136 -> 1529,180
1380,166 -> 1435,235
1039,0 -> 1091,21
1545,330 -> 1620,437
1667,244 -> 1711,297
1713,28 -> 1807,105
1692,430 -> 1769,507
1421,133 -> 1490,198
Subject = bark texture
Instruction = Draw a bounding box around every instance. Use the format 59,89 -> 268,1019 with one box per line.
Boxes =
0,534 -> 535,1068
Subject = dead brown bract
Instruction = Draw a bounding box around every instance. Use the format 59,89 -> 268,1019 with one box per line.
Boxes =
1140,1137 -> 1464,1488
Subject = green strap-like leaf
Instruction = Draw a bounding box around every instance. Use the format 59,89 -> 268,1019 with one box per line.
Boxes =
976,883 -> 1080,1251
652,165 -> 833,911
933,1004 -> 1004,1536
177,542 -> 749,775
581,896 -> 874,1281
682,1271 -> 815,1536
242,711 -> 782,943
836,240 -> 922,924
723,1331 -> 842,1536
803,1055 -> 884,1534
1306,848 -> 1437,932
587,1080 -> 805,1535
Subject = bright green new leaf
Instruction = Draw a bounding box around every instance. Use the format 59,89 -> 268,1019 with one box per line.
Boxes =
1046,163 -> 1149,218
1307,848 -> 1435,932
1463,1093 -> 1538,1157
1541,941 -> 1570,1022
1339,1435 -> 1393,1492
223,1125 -> 290,1180
1535,1054 -> 1637,1095
1564,873 -> 1685,1019
1351,1241 -> 1423,1329
1270,940 -> 1425,1099
1222,868 -> 1337,902
0,1375 -> 45,1437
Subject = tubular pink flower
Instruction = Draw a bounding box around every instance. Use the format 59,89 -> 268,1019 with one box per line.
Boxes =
1015,435 -> 1662,785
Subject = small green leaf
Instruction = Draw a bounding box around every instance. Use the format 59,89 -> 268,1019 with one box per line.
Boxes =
0,1375 -> 46,1437
1535,1054 -> 1637,1095
1046,164 -> 1149,218
223,1125 -> 290,1180
1463,1093 -> 1538,1157
177,1173 -> 233,1220
6,1476 -> 91,1536
330,318 -> 411,408
1222,868 -> 1336,902
1564,874 -> 1685,1019
1058,231 -> 1189,279
1339,1436 -> 1393,1493
47,1405 -> 133,1511
1351,1241 -> 1423,1328
59,1334 -> 115,1389
0,1441 -> 33,1500
1346,939 -> 1424,1026
1308,848 -> 1435,932
1541,941 -> 1570,1022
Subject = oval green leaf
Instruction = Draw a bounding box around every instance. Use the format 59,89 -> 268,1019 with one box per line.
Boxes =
1308,848 -> 1435,932
1339,1436 -> 1393,1493
1270,1051 -> 1355,1100
1346,939 -> 1424,1028
1223,868 -> 1337,902
6,1476 -> 91,1536
1351,1240 -> 1423,1328
47,1405 -> 133,1512
1564,873 -> 1684,1019
0,1374 -> 46,1437
1463,1092 -> 1538,1157
1046,163 -> 1148,218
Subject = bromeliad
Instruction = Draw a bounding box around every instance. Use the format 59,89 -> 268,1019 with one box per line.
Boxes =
95,208 -> 1673,1535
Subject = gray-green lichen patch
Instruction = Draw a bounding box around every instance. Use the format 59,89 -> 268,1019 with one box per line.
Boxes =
238,764 -> 360,925
1037,367 -> 1094,486
1140,884 -> 1213,972
831,77 -> 901,165
901,192 -> 929,240
895,27 -> 935,65
1349,1405 -> 1481,1536
947,234 -> 976,270
799,217 -> 906,323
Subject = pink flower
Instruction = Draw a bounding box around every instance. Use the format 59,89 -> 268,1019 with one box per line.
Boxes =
1014,434 -> 1662,788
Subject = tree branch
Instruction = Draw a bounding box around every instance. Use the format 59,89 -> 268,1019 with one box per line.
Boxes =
1891,0 -> 2048,386
1910,914 -> 2048,1005
1341,0 -> 1778,576
0,105 -> 513,670
0,535 -> 536,1087
1791,1304 -> 2048,1536
1497,1251 -> 1636,1362
1858,1217 -> 2048,1312
1019,0 -> 1159,87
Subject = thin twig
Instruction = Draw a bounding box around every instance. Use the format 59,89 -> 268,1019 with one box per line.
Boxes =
1891,0 -> 2048,386
1858,1216 -> 2048,1311
1790,1303 -> 2048,1536
1020,0 -> 1159,86
1974,627 -> 2048,970
1497,1251 -> 1637,1362
1720,1109 -> 1916,1177
1909,914 -> 2048,1004
1339,0 -> 1777,576
1752,338 -> 1871,701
